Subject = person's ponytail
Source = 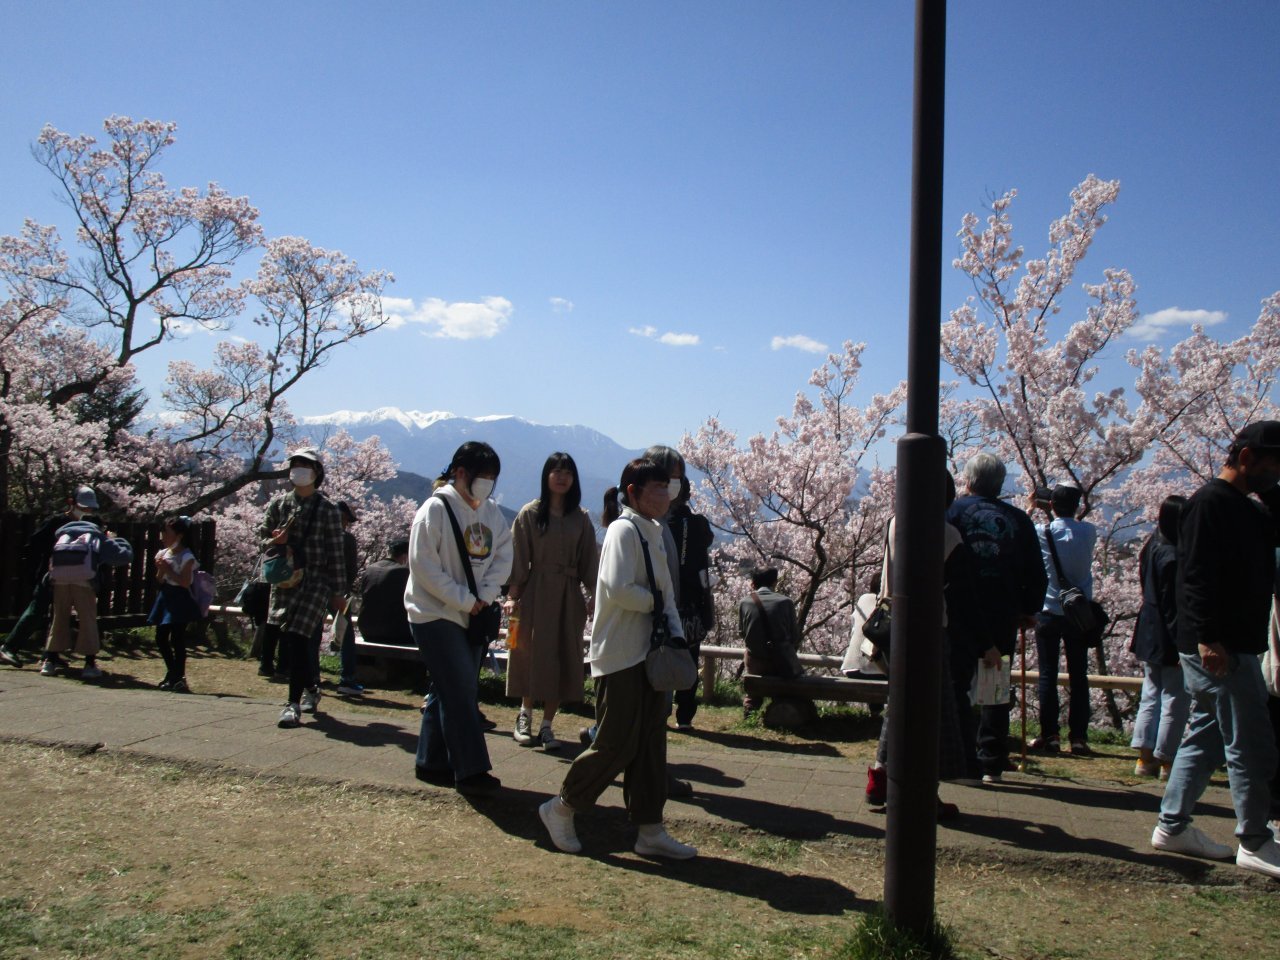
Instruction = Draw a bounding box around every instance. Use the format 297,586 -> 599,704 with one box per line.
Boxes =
602,487 -> 622,526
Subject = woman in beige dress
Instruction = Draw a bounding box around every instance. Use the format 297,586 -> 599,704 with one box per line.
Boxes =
506,452 -> 599,749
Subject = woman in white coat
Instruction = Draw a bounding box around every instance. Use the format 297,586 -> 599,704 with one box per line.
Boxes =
539,458 -> 696,859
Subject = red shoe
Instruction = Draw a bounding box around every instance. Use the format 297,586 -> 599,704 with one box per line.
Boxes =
866,766 -> 887,806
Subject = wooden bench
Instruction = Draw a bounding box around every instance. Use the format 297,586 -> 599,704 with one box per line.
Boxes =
742,672 -> 888,730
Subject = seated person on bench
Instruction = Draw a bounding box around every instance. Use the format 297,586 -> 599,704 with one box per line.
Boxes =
738,566 -> 802,716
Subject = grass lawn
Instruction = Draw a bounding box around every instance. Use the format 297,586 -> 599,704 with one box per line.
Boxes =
1,630 -> 1272,958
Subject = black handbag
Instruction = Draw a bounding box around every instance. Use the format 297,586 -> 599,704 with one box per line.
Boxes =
860,521 -> 893,652
435,493 -> 502,646
1043,524 -> 1109,645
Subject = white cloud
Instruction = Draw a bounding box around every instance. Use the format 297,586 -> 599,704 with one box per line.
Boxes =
380,295 -> 513,339
659,331 -> 700,346
549,297 -> 574,313
1129,307 -> 1227,340
628,325 -> 700,347
771,334 -> 828,353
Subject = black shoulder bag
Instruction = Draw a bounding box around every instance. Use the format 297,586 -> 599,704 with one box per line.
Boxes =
435,493 -> 502,646
1043,524 -> 1109,645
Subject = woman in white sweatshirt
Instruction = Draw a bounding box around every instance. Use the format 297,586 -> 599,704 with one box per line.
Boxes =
539,458 -> 697,859
407,441 -> 513,797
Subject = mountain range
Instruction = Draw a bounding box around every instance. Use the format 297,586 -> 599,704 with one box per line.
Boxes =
299,408 -> 648,513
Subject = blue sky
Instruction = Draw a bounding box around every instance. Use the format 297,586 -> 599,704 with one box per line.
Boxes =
2,1 -> 1277,453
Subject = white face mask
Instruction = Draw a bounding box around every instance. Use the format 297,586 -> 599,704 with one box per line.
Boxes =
469,477 -> 495,501
289,466 -> 316,488
667,479 -> 683,500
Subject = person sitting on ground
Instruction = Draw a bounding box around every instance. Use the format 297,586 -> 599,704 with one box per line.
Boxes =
505,452 -> 598,751
539,458 -> 696,859
1029,483 -> 1099,755
355,539 -> 412,647
1,486 -> 98,669
738,566 -> 801,716
1129,495 -> 1190,778
148,515 -> 201,693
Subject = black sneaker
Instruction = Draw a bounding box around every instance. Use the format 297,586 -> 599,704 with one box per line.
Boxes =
170,678 -> 190,694
455,772 -> 501,797
477,712 -> 498,732
257,666 -> 273,678
415,765 -> 454,786
0,647 -> 23,669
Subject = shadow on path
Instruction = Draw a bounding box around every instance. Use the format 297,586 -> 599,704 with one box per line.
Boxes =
461,785 -> 871,916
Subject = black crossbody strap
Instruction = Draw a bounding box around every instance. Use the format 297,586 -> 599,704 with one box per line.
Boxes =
623,517 -> 660,603
435,492 -> 480,599
1042,523 -> 1076,591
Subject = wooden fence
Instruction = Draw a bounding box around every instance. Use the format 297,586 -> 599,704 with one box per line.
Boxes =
0,512 -> 217,629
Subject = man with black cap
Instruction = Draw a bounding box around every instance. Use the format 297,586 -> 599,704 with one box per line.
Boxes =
1150,420 -> 1280,879
1029,483 -> 1098,755
257,447 -> 346,727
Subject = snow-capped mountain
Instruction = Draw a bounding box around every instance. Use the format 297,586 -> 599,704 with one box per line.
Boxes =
299,408 -> 646,511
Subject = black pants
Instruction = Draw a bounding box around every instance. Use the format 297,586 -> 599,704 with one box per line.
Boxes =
281,631 -> 312,704
950,642 -> 980,779
673,640 -> 702,725
156,622 -> 189,681
258,622 -> 289,674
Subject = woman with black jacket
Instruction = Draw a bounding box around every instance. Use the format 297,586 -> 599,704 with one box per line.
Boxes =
1130,495 -> 1191,778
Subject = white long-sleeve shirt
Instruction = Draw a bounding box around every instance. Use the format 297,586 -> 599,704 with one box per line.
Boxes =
405,483 -> 513,628
588,506 -> 683,678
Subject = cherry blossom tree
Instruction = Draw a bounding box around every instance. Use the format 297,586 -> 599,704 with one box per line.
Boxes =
682,342 -> 905,656
0,115 -> 403,583
941,174 -> 1280,725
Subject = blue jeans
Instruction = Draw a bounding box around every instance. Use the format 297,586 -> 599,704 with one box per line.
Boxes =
1130,662 -> 1191,762
1158,652 -> 1277,849
339,624 -> 358,684
1034,613 -> 1091,742
413,619 -> 491,781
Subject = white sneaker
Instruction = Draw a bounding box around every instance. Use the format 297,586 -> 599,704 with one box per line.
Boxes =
539,797 -> 581,853
300,687 -> 320,713
514,711 -> 534,745
1236,839 -> 1280,879
1151,824 -> 1234,860
538,724 -> 561,751
39,659 -> 60,677
278,703 -> 301,728
635,826 -> 697,860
